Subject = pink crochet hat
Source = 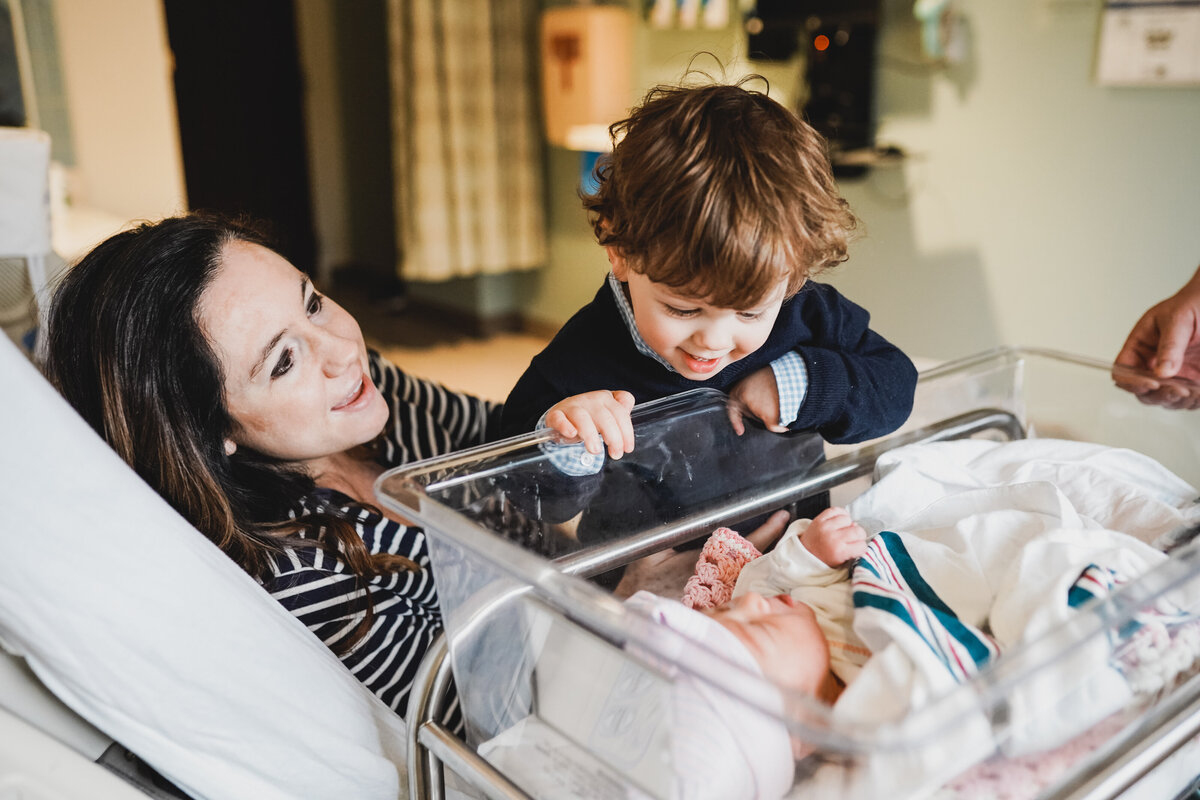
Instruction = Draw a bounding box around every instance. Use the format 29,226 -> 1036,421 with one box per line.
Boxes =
681,527 -> 764,610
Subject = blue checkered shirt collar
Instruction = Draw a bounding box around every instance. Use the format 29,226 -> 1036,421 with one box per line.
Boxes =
607,272 -> 678,373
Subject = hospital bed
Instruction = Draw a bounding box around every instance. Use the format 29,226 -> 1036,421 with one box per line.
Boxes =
0,332 -> 411,798
374,346 -> 1200,800
2,332 -> 1198,799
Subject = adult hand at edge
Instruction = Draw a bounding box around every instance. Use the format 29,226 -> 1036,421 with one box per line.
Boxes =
1113,267 -> 1200,408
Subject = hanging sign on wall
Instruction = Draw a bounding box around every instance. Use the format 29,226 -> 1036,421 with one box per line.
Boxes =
1095,0 -> 1200,86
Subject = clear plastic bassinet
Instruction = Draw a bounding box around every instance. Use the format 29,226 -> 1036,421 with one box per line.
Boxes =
376,346 -> 1200,800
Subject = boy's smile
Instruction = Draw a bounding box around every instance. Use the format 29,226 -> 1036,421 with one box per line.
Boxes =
612,253 -> 787,381
682,352 -> 723,375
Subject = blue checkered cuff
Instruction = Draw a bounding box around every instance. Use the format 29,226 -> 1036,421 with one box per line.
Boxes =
537,412 -> 606,476
770,351 -> 809,427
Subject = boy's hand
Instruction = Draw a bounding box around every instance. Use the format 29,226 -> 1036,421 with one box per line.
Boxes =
727,366 -> 786,435
801,507 -> 867,568
545,390 -> 636,459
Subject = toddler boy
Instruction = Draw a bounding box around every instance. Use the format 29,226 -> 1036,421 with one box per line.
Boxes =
501,77 -> 917,456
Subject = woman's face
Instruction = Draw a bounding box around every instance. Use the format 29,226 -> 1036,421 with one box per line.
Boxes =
197,240 -> 389,467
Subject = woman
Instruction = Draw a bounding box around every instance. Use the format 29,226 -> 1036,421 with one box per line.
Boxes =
42,212 -> 507,724
43,211 -> 791,728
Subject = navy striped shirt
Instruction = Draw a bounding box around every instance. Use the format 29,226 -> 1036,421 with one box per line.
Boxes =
263,351 -> 503,726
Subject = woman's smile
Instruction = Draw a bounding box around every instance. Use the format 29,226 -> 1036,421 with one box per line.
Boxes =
332,374 -> 374,412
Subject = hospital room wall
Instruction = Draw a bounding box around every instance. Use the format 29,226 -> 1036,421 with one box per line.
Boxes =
44,0 -> 186,259
527,0 -> 1200,365
35,1 -> 1200,366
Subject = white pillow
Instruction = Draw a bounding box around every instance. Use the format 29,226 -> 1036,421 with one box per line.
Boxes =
0,334 -> 408,799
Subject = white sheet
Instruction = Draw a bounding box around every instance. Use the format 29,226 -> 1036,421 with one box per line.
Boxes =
743,438 -> 1200,799
0,335 -> 410,799
849,438 -> 1197,549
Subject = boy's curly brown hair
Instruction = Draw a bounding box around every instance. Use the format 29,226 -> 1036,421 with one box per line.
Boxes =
584,75 -> 857,309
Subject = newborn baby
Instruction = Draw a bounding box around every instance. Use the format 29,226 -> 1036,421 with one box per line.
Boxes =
734,506 -> 872,689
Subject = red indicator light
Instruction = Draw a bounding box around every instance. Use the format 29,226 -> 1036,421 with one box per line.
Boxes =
814,34 -> 830,51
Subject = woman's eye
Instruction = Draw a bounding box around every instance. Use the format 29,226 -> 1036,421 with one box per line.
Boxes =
270,348 -> 295,379
306,292 -> 324,316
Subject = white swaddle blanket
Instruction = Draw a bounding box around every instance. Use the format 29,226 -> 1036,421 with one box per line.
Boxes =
739,438 -> 1200,799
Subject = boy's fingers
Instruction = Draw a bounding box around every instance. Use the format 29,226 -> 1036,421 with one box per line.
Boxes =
618,409 -> 635,453
613,390 -> 636,409
726,403 -> 746,436
570,416 -> 603,454
602,393 -> 636,454
546,409 -> 578,439
598,412 -> 628,458
584,404 -> 631,458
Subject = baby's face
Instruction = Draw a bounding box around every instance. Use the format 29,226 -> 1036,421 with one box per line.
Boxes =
615,263 -> 786,381
705,593 -> 838,703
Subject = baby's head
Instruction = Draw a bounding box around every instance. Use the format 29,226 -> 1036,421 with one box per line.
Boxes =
627,589 -> 838,796
585,77 -> 857,380
704,592 -> 842,705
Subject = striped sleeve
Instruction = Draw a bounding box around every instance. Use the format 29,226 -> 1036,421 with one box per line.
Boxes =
264,503 -> 461,732
852,531 -> 1000,683
369,350 -> 505,465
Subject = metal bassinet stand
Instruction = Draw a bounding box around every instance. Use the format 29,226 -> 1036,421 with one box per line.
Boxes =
377,348 -> 1200,800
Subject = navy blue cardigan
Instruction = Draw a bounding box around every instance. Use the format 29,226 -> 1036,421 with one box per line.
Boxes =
502,280 -> 918,444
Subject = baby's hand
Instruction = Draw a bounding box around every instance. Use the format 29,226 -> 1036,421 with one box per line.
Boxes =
545,390 -> 636,459
727,366 -> 786,435
801,506 -> 867,568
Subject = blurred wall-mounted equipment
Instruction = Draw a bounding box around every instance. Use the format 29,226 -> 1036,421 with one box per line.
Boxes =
745,0 -> 882,177
802,1 -> 881,174
540,4 -> 633,152
744,0 -> 803,61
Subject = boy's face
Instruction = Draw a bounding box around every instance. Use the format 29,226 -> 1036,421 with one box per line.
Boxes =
611,250 -> 787,381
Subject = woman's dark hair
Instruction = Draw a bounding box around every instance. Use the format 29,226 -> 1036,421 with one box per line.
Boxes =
584,74 -> 858,309
42,212 -> 414,652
